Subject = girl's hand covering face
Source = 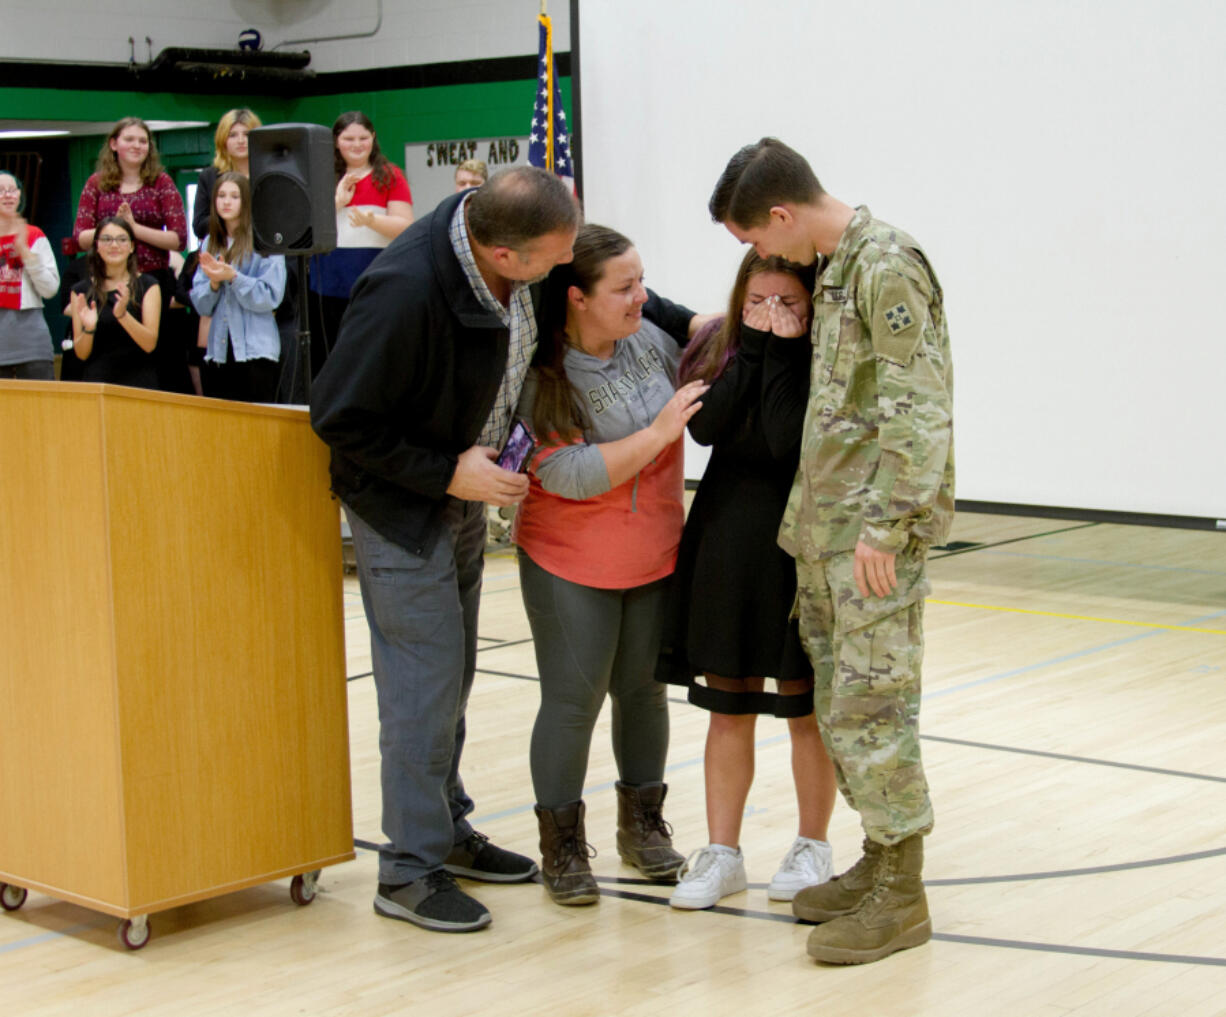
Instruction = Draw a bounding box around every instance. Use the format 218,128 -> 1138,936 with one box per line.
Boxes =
743,294 -> 808,338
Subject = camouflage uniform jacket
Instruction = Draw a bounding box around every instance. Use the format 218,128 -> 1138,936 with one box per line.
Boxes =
777,206 -> 954,561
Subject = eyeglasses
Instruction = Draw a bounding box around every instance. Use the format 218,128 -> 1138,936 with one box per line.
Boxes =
97,235 -> 132,247
0,188 -> 19,196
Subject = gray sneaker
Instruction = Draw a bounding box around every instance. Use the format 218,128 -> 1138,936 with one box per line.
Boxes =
374,871 -> 491,933
444,830 -> 538,883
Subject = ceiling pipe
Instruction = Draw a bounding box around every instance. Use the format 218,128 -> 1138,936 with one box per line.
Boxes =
271,0 -> 383,51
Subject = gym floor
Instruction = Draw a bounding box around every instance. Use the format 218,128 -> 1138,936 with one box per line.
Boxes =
2,511 -> 1224,1017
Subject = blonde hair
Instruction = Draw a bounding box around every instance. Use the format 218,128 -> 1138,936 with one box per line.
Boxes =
455,158 -> 488,183
213,109 -> 262,173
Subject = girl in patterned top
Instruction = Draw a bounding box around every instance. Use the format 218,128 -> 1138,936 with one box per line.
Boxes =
73,117 -> 186,277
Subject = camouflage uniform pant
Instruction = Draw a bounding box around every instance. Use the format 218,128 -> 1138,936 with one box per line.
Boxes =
794,539 -> 934,845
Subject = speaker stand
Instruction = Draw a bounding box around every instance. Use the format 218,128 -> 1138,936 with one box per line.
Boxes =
295,253 -> 312,403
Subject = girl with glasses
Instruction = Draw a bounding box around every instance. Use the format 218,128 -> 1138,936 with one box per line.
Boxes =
0,172 -> 60,380
68,216 -> 160,389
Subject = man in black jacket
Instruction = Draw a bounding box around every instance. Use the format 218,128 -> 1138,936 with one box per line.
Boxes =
311,167 -> 579,933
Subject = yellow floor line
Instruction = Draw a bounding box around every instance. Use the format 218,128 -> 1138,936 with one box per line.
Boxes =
927,599 -> 1226,635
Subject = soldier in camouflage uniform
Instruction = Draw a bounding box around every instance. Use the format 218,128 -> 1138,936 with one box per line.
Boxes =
709,138 -> 953,965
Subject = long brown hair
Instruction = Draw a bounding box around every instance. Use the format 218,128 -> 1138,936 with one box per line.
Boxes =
529,224 -> 634,443
206,172 -> 254,267
95,117 -> 164,191
212,108 -> 262,173
332,111 -> 395,192
86,216 -> 144,311
678,251 -> 816,385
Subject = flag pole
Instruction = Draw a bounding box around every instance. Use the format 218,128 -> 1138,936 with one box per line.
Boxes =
543,7 -> 554,171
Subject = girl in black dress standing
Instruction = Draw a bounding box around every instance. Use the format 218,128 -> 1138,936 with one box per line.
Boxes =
659,251 -> 837,910
68,216 -> 160,389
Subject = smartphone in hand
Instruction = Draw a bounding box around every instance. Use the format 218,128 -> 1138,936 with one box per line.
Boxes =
496,419 -> 536,473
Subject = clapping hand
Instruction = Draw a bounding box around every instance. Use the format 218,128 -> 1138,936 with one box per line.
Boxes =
11,218 -> 29,259
335,172 -> 361,210
112,279 -> 130,319
69,290 -> 98,333
199,249 -> 237,286
348,207 -> 377,229
116,201 -> 135,227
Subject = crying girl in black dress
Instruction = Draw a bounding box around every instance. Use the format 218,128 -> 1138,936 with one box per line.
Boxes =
658,251 -> 837,910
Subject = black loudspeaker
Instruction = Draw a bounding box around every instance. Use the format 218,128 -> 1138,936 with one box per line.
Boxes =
249,124 -> 337,254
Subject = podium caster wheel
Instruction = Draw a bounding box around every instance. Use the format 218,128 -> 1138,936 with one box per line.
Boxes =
0,884 -> 27,911
118,916 -> 150,950
290,870 -> 320,906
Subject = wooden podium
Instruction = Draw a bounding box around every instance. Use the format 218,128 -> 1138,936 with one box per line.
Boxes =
0,382 -> 353,947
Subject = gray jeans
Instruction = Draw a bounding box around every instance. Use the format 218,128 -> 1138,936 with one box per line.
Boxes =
347,500 -> 485,884
518,550 -> 670,808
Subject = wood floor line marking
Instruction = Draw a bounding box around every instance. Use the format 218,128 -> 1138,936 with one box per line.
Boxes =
928,521 -> 1100,560
924,844 -> 1226,884
923,734 -> 1226,784
976,548 -> 1226,577
927,598 -> 1226,635
591,888 -> 1226,967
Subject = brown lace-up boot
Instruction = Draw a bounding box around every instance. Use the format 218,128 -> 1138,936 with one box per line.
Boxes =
792,836 -> 884,921
535,801 -> 599,906
805,834 -> 931,965
615,781 -> 684,881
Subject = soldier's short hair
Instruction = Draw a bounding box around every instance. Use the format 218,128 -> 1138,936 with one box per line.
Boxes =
466,166 -> 579,250
708,137 -> 825,228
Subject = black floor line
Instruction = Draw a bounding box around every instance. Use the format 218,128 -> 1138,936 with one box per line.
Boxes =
592,886 -> 1226,966
474,667 -> 540,682
924,733 -> 1226,784
928,520 -> 1100,560
346,670 -> 372,683
348,844 -> 1225,965
928,932 -> 1226,968
477,636 -> 536,653
926,844 -> 1226,885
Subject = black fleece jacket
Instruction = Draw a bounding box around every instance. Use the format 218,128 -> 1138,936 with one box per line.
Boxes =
310,191 -> 693,557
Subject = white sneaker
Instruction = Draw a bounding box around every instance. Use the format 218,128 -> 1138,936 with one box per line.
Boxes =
767,837 -> 833,901
669,845 -> 748,910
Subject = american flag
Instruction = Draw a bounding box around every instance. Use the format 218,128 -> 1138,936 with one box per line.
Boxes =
528,11 -> 574,189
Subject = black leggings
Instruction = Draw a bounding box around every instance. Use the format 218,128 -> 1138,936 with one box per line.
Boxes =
518,551 -> 671,808
0,361 -> 54,380
201,345 -> 280,403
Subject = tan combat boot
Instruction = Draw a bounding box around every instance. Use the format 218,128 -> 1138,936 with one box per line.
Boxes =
535,801 -> 599,906
615,781 -> 685,880
805,834 -> 931,965
792,837 -> 884,921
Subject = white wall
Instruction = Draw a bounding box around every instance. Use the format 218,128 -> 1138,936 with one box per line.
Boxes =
580,0 -> 1226,520
0,0 -> 567,72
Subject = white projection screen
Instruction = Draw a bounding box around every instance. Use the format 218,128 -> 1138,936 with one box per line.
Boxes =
576,0 -> 1226,524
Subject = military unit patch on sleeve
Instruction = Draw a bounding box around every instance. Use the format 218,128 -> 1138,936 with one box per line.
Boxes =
884,303 -> 915,335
